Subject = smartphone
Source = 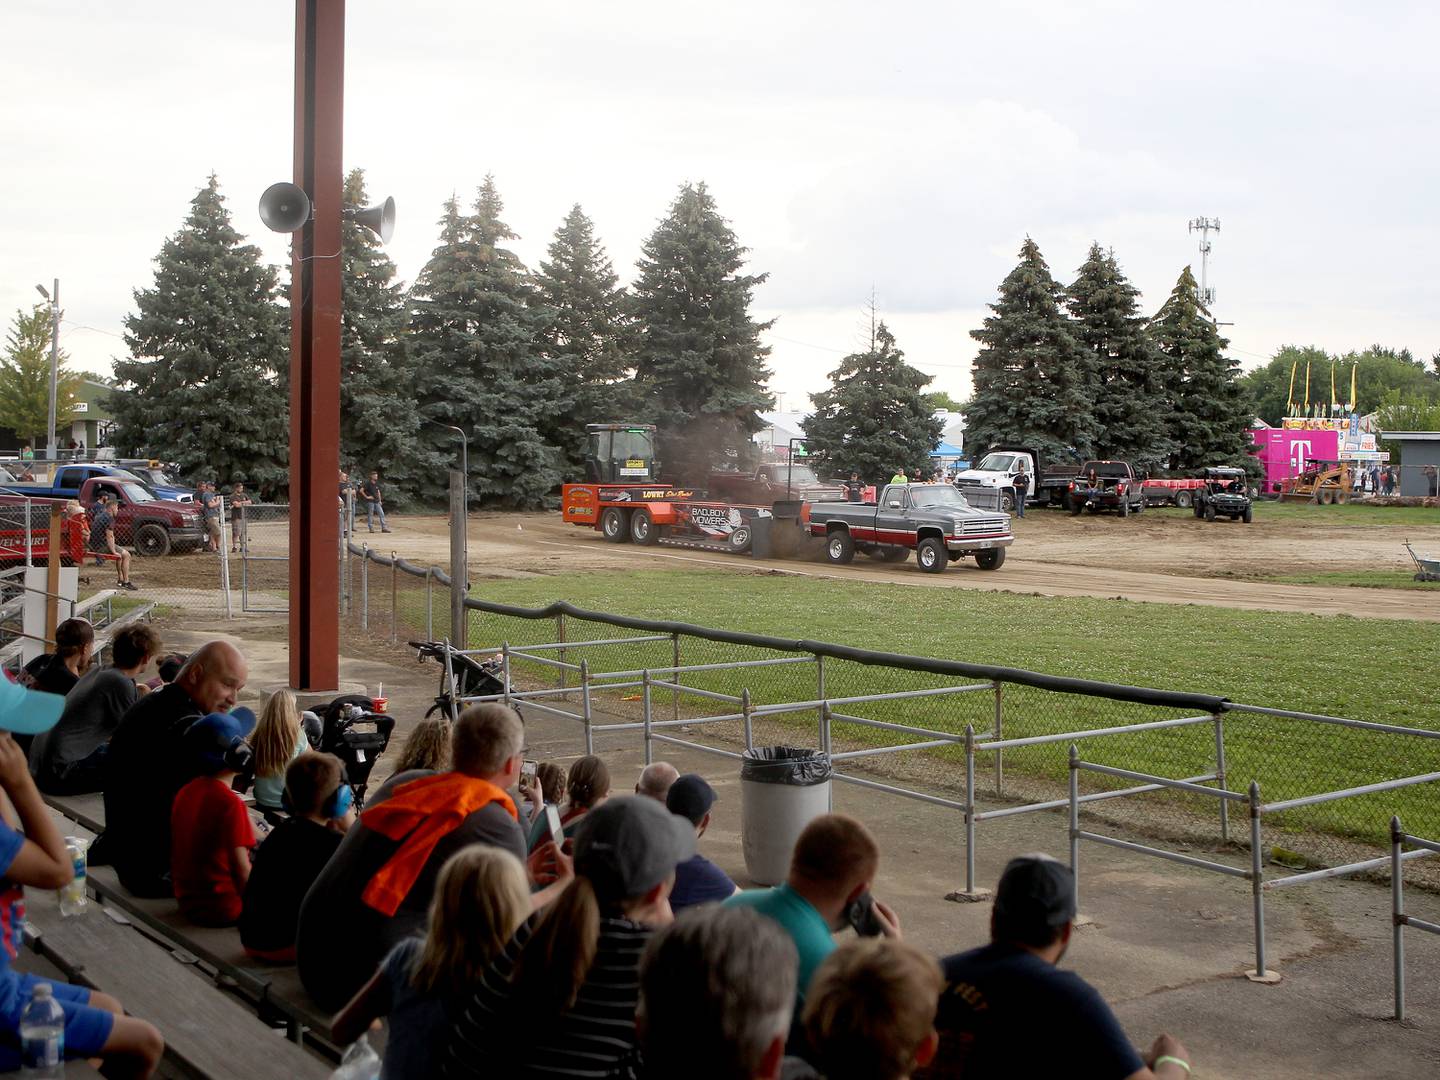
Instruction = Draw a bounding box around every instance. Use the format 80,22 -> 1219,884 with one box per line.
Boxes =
846,891 -> 884,938
543,804 -> 564,847
521,759 -> 538,779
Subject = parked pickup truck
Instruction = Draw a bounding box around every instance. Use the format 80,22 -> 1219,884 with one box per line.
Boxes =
952,446 -> 1079,510
808,483 -> 1013,572
0,477 -> 203,557
3,463 -> 192,504
706,463 -> 846,506
1066,461 -> 1146,517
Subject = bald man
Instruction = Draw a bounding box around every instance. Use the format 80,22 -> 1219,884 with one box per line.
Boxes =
95,642 -> 249,897
637,761 -> 680,802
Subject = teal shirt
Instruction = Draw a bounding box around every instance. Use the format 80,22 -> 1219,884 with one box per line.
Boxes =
724,883 -> 835,1004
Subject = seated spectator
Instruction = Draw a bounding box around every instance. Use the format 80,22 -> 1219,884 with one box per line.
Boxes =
19,617 -> 94,698
97,640 -> 248,897
560,754 -> 611,839
726,814 -> 900,1019
665,774 -> 738,910
635,760 -> 679,802
801,939 -> 942,1080
171,709 -> 259,926
89,492 -> 135,590
0,679 -> 165,1075
626,905 -> 798,1080
926,854 -> 1192,1080
240,752 -> 355,962
393,716 -> 452,775
298,703 -> 569,1011
524,760 -> 568,851
144,651 -> 188,692
250,690 -> 308,813
446,795 -> 694,1078
29,623 -> 161,795
334,845 -> 532,1080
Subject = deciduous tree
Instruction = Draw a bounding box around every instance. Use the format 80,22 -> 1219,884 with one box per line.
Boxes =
0,305 -> 81,447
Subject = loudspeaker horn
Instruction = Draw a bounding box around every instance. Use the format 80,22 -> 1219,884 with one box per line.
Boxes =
258,182 -> 312,233
345,196 -> 396,244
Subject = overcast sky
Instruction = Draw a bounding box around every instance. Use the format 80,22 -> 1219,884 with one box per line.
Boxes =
4,1 -> 1437,411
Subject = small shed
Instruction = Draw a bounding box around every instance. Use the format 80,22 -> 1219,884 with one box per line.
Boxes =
1382,432 -> 1440,496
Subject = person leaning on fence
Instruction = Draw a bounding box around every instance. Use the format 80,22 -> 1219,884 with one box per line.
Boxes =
0,679 -> 165,1076
228,482 -> 253,553
923,854 -> 1192,1080
296,703 -> 572,1011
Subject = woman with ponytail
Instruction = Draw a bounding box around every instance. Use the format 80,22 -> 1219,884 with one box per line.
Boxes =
558,755 -> 611,841
444,796 -> 696,1079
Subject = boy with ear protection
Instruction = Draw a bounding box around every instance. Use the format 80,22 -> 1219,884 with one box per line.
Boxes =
240,752 -> 355,962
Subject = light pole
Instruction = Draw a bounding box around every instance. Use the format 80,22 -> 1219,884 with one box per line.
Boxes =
34,280 -> 59,459
425,419 -> 469,516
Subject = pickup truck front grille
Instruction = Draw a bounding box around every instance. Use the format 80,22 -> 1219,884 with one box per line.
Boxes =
958,518 -> 1008,535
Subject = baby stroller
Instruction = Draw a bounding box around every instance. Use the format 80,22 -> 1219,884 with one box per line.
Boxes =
408,640 -> 519,721
315,694 -> 395,811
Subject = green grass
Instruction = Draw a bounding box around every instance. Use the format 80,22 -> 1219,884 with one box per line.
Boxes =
1257,570 -> 1440,590
1248,499 -> 1440,526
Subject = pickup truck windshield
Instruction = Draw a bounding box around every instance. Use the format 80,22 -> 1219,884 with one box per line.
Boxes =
764,465 -> 818,484
909,485 -> 968,509
976,453 -> 1019,472
106,482 -> 157,504
129,468 -> 175,487
1082,463 -> 1131,479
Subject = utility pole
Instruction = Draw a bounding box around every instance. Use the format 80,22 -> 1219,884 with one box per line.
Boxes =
1187,217 -> 1220,308
34,280 -> 59,458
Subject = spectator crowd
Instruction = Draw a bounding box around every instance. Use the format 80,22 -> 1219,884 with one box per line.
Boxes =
0,632 -> 1193,1079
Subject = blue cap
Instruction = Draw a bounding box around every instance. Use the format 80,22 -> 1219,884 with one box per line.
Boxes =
183,707 -> 257,770
665,773 -> 717,826
0,678 -> 65,735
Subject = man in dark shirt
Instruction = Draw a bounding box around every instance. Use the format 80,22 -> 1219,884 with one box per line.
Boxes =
665,773 -> 738,911
20,618 -> 94,699
927,855 -> 1192,1080
30,624 -> 160,795
94,641 -> 248,897
1011,467 -> 1028,519
360,470 -> 391,533
88,494 -> 135,590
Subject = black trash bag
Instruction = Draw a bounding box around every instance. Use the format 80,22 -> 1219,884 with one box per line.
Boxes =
740,746 -> 832,787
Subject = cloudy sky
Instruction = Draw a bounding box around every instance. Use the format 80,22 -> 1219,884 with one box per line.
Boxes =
4,1 -> 1437,411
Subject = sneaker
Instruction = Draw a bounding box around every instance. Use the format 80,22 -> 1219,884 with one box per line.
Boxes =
381,528 -> 392,533
121,582 -> 138,591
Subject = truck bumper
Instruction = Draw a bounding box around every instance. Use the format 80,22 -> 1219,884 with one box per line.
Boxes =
946,535 -> 1013,552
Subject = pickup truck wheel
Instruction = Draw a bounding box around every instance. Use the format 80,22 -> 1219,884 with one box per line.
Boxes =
600,508 -> 629,543
1204,504 -> 1217,522
1175,491 -> 1194,509
1242,506 -> 1253,524
999,492 -> 1014,512
916,537 -> 947,573
135,523 -> 170,557
1133,497 -> 1144,514
825,531 -> 855,565
1069,497 -> 1083,516
975,548 -> 1005,571
630,509 -> 658,545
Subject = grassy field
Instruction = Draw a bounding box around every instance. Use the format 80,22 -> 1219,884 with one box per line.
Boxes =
1256,570 -> 1440,590
1248,499 -> 1440,526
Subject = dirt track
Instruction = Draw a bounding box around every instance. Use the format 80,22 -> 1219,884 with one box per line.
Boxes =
358,507 -> 1440,622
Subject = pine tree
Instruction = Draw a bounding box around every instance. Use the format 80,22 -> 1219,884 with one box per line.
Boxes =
966,238 -> 1096,463
1066,244 -> 1174,471
339,167 -> 421,499
1148,266 -> 1254,470
408,177 -> 564,508
109,175 -> 289,491
630,182 -> 774,479
534,204 -> 633,472
0,305 -> 82,445
803,317 -> 943,483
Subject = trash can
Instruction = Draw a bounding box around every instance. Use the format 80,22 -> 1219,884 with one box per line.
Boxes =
740,746 -> 832,885
749,514 -> 774,560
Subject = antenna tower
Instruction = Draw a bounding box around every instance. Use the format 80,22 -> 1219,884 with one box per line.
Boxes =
1188,217 -> 1220,307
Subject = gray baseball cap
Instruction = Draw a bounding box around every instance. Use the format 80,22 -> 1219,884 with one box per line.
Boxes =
574,795 -> 696,901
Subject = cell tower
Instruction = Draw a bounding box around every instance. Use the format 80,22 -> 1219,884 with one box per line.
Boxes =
1188,217 -> 1220,307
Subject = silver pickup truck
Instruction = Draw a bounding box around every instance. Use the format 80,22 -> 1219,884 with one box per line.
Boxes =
807,483 -> 1014,572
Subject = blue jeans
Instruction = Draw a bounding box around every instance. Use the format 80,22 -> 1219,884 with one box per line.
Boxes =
1013,487 -> 1025,517
365,500 -> 388,531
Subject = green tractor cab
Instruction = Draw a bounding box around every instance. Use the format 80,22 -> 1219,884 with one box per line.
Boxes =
1194,466 -> 1253,523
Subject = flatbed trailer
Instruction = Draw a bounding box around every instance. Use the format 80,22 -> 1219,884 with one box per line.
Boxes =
561,483 -> 801,554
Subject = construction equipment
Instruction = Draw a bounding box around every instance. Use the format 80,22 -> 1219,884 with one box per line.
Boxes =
1278,459 -> 1352,504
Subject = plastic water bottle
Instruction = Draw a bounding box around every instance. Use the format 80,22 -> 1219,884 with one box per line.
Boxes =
329,1034 -> 380,1080
58,837 -> 89,917
19,982 -> 65,1077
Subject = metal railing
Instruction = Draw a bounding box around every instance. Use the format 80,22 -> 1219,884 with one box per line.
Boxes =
1391,817 -> 1440,1021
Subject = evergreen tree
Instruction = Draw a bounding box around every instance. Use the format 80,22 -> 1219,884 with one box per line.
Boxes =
0,305 -> 82,445
1066,244 -> 1174,471
803,318 -> 943,482
534,204 -> 633,472
109,175 -> 289,491
408,177 -> 564,508
630,182 -> 774,479
339,167 -> 421,498
1148,266 -> 1254,470
966,238 -> 1096,463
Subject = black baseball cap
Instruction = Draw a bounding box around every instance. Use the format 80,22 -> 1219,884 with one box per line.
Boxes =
574,795 -> 696,902
994,854 -> 1076,929
665,773 -> 716,826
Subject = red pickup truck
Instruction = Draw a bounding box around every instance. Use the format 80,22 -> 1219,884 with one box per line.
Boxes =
0,478 -> 203,558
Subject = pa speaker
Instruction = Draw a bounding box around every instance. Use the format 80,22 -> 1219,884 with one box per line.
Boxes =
259,182 -> 312,233
345,196 -> 396,244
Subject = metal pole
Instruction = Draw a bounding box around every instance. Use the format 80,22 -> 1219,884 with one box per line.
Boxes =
1249,781 -> 1267,980
671,632 -> 681,723
501,643 -> 512,709
360,543 -> 369,631
217,497 -> 233,620
1069,743 -> 1080,909
390,553 -> 398,644
23,499 -> 32,569
993,680 -> 1004,796
556,614 -> 567,692
741,688 -> 753,751
581,659 -> 594,755
441,637 -> 459,723
424,568 -> 433,641
964,725 -> 976,895
1392,815 -> 1405,1022
449,469 -> 466,648
1213,714 -> 1229,842
46,280 -> 58,459
642,670 -> 653,765
820,703 -> 834,813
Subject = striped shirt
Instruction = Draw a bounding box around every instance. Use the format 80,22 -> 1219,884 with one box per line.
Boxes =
446,914 -> 653,1079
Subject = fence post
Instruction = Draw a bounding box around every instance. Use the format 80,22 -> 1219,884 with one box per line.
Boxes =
993,680 -> 1004,796
1392,814 -> 1405,1022
1069,744 -> 1080,910
1246,781 -> 1273,982
671,632 -> 681,723
815,653 -> 826,721
24,499 -> 32,568
820,703 -> 834,813
360,544 -> 369,631
441,637 -> 459,723
1213,713 -> 1229,842
741,688 -> 753,751
580,659 -> 594,755
642,670 -> 653,765
217,497 -> 233,619
390,554 -> 398,644
964,725 -> 976,896
556,614 -> 567,692
501,643 -> 513,709
424,569 -> 433,641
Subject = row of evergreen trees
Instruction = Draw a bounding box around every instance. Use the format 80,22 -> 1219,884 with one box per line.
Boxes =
965,239 -> 1254,473
108,173 -> 773,506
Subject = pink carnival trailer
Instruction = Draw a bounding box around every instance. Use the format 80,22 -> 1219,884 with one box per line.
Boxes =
1250,428 -> 1340,493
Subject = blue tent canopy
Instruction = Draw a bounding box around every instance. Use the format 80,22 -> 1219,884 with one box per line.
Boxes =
929,442 -> 964,457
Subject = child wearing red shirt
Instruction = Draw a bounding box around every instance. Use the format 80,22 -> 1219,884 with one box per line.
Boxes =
171,709 -> 257,926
